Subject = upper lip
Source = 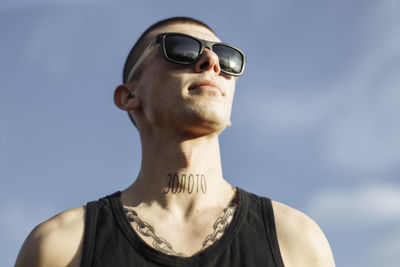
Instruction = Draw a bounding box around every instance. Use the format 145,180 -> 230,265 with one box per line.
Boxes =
188,80 -> 222,94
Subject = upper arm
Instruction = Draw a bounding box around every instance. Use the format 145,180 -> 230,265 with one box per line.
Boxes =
15,206 -> 86,267
272,201 -> 335,267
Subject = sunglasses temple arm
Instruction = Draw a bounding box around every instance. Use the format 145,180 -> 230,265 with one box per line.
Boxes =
126,41 -> 158,83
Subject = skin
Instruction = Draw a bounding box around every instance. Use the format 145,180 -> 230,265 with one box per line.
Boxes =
15,23 -> 335,266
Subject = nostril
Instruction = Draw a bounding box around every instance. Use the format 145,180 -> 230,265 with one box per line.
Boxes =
200,62 -> 209,69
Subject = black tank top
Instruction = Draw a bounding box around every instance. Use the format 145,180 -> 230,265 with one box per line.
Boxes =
80,188 -> 285,267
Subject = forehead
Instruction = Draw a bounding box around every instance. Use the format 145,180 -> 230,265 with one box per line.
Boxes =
148,23 -> 221,43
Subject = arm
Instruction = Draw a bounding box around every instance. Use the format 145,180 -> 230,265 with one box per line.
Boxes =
273,201 -> 335,267
15,206 -> 85,267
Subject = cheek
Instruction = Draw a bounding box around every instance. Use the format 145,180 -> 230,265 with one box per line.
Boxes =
139,74 -> 184,123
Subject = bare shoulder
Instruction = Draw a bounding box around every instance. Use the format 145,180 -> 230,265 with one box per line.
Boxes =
272,201 -> 335,267
15,206 -> 86,267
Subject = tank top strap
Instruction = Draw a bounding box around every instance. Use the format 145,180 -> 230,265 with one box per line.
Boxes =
80,200 -> 99,267
261,197 -> 285,267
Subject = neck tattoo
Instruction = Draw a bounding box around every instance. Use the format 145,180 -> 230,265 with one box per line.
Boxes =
164,173 -> 207,195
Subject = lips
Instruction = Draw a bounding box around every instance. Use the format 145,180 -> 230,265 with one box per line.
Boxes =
188,81 -> 222,95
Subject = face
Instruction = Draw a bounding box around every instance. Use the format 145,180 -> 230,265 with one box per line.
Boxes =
132,23 -> 238,137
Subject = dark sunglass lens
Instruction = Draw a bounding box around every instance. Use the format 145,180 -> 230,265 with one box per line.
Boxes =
164,35 -> 201,63
213,44 -> 243,74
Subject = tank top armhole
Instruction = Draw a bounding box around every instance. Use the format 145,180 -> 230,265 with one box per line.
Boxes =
261,197 -> 285,267
80,201 -> 98,267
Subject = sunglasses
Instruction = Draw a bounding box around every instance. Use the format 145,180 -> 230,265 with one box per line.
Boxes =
127,32 -> 246,83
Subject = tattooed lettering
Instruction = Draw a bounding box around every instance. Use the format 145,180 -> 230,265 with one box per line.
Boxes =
188,174 -> 194,193
164,173 -> 207,194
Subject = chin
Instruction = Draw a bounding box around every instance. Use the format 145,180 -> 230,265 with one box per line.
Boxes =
173,101 -> 232,136
181,115 -> 229,138
182,124 -> 227,139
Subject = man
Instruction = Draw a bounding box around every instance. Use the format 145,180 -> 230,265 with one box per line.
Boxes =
16,17 -> 335,266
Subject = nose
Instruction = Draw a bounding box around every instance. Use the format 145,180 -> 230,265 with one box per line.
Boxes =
194,48 -> 221,75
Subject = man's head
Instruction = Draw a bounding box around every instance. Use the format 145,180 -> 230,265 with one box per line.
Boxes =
114,17 -> 244,138
122,17 -> 216,85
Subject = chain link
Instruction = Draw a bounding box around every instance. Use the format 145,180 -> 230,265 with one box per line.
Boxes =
124,190 -> 238,256
202,206 -> 236,248
125,208 -> 187,257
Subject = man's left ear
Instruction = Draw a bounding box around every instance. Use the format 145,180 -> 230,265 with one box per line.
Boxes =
114,84 -> 141,111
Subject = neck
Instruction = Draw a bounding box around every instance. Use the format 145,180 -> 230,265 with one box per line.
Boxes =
122,131 -> 235,215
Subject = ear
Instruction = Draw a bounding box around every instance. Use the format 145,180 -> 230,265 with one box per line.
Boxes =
114,84 -> 141,111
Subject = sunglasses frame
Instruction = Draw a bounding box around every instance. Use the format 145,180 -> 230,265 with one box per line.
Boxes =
127,32 -> 246,83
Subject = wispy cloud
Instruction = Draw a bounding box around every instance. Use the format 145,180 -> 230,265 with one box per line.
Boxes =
320,18 -> 400,175
306,184 -> 400,226
237,0 -> 400,177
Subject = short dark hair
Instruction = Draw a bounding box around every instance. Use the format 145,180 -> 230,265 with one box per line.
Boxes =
122,17 -> 215,126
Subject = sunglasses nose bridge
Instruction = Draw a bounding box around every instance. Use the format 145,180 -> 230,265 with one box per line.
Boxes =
202,40 -> 214,53
194,46 -> 221,75
199,40 -> 219,60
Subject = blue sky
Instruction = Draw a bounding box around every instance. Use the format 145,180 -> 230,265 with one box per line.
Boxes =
1,0 -> 400,266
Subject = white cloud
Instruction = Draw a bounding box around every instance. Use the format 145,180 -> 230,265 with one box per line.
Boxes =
239,89 -> 339,134
306,184 -> 400,227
